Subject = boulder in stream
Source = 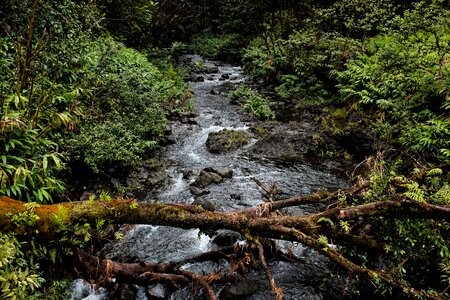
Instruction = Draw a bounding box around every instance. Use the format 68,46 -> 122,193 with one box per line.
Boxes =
206,129 -> 252,154
203,167 -> 233,179
219,280 -> 259,300
191,170 -> 223,188
190,185 -> 210,196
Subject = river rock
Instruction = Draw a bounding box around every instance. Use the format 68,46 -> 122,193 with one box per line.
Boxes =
206,129 -> 252,154
126,160 -> 167,197
192,197 -> 215,211
191,170 -> 223,188
203,167 -> 233,179
248,123 -> 314,159
190,185 -> 210,196
146,283 -> 167,299
230,193 -> 241,200
219,280 -> 259,300
181,169 -> 195,179
181,116 -> 197,125
221,73 -> 230,80
205,66 -> 219,73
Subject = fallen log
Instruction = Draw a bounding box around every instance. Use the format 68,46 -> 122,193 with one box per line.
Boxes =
0,190 -> 449,299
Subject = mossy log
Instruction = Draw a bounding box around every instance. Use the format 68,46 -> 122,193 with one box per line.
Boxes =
0,193 -> 449,300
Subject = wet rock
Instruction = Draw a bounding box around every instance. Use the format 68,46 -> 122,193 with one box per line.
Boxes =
221,73 -> 230,80
126,160 -> 167,197
192,197 -> 215,211
212,231 -> 241,247
206,129 -> 252,154
146,283 -> 167,299
215,168 -> 233,179
210,89 -> 221,95
207,76 -> 214,81
204,167 -> 233,179
109,283 -> 137,300
219,280 -> 259,300
230,193 -> 241,200
194,76 -> 204,82
126,167 -> 149,186
173,111 -> 197,121
191,170 -> 223,188
190,186 -> 210,196
205,66 -> 219,73
181,169 -> 195,179
181,116 -> 198,125
248,124 -> 313,159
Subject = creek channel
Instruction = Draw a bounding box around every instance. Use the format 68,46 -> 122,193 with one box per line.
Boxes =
71,56 -> 350,300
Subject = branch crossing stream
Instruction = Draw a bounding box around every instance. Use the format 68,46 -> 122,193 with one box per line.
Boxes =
71,56 -> 349,300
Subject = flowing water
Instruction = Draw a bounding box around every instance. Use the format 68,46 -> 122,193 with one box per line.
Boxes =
71,56 -> 350,300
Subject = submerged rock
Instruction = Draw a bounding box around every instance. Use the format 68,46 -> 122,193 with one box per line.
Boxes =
230,193 -> 241,200
219,280 -> 259,300
146,283 -> 167,299
206,129 -> 252,154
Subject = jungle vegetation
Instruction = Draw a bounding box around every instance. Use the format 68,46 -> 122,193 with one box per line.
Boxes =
1,0 -> 449,299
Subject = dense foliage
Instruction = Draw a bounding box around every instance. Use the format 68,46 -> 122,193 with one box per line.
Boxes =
0,0 -> 190,202
0,0 -> 192,297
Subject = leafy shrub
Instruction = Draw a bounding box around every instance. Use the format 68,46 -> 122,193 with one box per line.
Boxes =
68,37 -> 189,172
242,37 -> 279,79
400,119 -> 450,158
242,28 -> 360,103
189,33 -> 243,60
0,232 -> 44,299
244,95 -> 275,120
333,1 -> 450,160
314,0 -> 401,38
230,86 -> 275,120
229,86 -> 254,103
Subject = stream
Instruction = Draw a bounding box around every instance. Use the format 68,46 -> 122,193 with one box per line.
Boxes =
71,56 -> 350,300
